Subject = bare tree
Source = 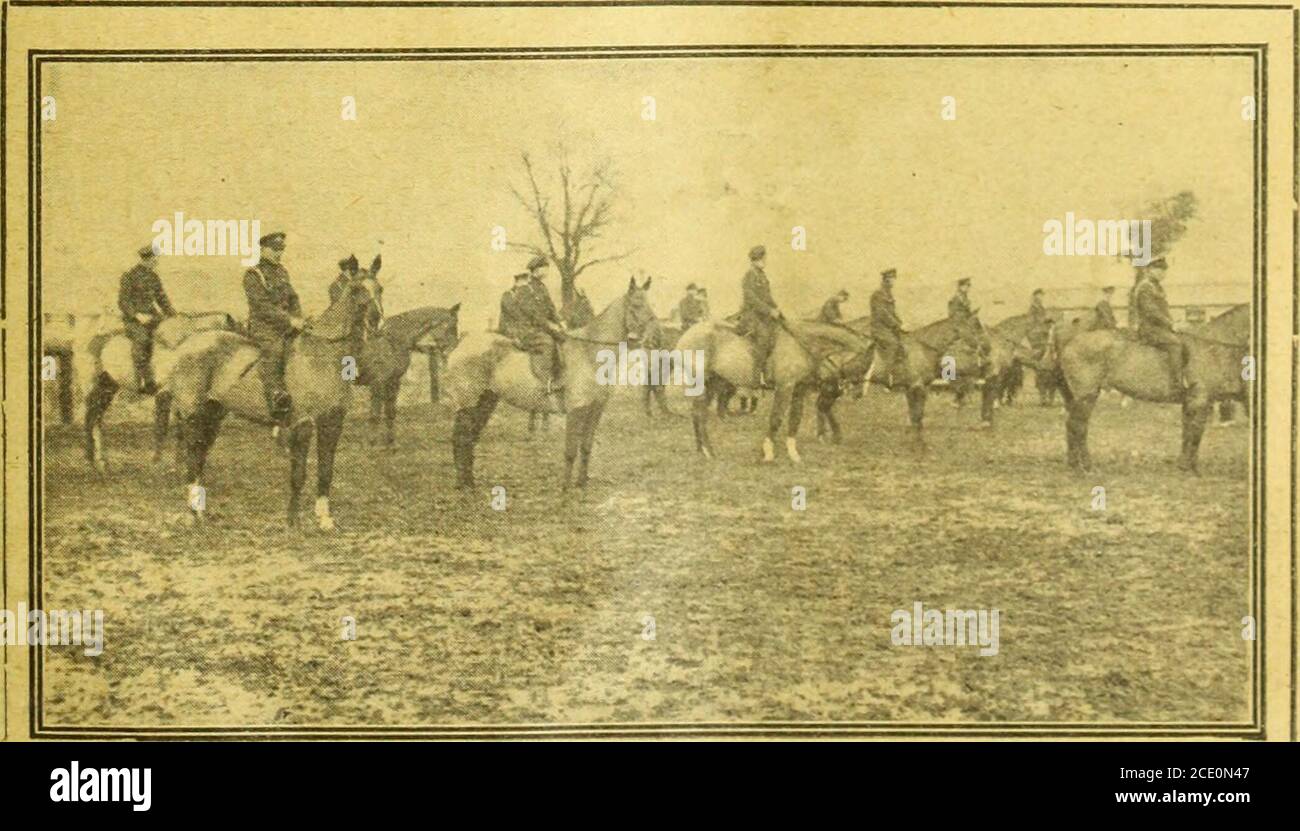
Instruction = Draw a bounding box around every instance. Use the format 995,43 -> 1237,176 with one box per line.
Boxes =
509,150 -> 632,314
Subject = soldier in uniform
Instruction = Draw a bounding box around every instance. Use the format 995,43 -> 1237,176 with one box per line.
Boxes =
328,254 -> 359,305
1133,258 -> 1186,390
736,245 -> 782,385
118,244 -> 175,394
500,269 -> 565,408
870,269 -> 905,385
243,232 -> 303,432
696,287 -> 712,322
1092,286 -> 1118,330
1027,288 -> 1052,356
525,254 -> 565,384
677,283 -> 706,329
819,290 -> 850,324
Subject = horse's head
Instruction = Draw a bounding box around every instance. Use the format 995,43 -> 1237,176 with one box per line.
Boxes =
348,267 -> 385,332
432,303 -> 461,351
622,276 -> 658,344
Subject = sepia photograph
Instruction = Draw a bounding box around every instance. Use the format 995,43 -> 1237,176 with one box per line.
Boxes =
1,0 -> 1295,763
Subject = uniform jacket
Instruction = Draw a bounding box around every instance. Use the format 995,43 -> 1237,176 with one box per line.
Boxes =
818,298 -> 844,324
1134,278 -> 1175,339
1093,300 -> 1118,330
739,265 -> 778,329
947,291 -> 974,321
870,287 -> 903,336
528,277 -> 561,326
244,259 -> 302,341
678,294 -> 705,328
118,264 -> 175,321
500,285 -> 552,343
1027,300 -> 1051,345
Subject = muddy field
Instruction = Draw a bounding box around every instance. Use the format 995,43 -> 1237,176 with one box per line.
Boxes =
37,384 -> 1252,729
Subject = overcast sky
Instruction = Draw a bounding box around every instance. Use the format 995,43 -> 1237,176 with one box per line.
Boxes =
40,54 -> 1253,328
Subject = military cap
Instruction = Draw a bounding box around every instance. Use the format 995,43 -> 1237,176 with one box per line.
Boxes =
259,232 -> 287,250
513,271 -> 530,282
957,277 -> 972,287
698,287 -> 708,295
749,245 -> 766,261
1032,287 -> 1044,296
686,282 -> 698,292
1147,257 -> 1168,270
836,289 -> 850,298
527,255 -> 548,271
1101,285 -> 1115,294
881,268 -> 897,280
138,244 -> 159,258
339,254 -> 359,273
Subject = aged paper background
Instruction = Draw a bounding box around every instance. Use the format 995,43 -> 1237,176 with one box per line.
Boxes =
2,1 -> 1297,739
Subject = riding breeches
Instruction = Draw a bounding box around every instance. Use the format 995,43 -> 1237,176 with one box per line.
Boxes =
1140,328 -> 1186,387
253,334 -> 291,418
123,319 -> 157,387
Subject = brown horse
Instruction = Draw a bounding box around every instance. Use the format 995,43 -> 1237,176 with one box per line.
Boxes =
165,271 -> 384,528
77,311 -> 237,473
443,277 -> 659,489
813,313 -> 986,447
355,304 -> 460,447
675,317 -> 873,462
980,312 -> 1057,423
1056,319 -> 1250,473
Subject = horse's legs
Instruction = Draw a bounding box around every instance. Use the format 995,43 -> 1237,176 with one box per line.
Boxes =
452,392 -> 498,489
152,390 -> 174,465
528,410 -> 539,434
368,386 -> 384,447
383,387 -> 398,448
1065,393 -> 1098,471
427,353 -> 441,406
180,402 -> 223,522
979,381 -> 996,428
83,373 -> 118,473
815,384 -> 842,444
906,385 -> 927,450
286,420 -> 314,527
764,388 -> 790,462
642,384 -> 653,417
785,385 -> 807,462
314,407 -> 346,530
1179,395 -> 1212,474
576,401 -> 608,487
563,404 -> 592,490
692,376 -> 717,458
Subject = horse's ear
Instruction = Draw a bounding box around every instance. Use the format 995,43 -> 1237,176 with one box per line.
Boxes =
642,277 -> 652,291
449,302 -> 461,315
370,254 -> 382,276
628,276 -> 637,292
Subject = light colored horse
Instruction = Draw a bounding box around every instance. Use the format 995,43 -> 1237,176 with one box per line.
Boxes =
76,311 -> 236,472
675,318 -> 873,462
443,277 -> 659,489
1056,323 -> 1249,473
165,272 -> 383,528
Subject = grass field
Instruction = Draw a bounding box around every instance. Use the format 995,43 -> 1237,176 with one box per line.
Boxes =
38,383 -> 1252,728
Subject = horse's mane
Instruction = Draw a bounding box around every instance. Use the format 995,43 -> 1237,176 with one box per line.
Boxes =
788,320 -> 873,354
381,306 -> 456,349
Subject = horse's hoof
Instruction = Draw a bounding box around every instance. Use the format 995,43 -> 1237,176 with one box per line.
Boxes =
785,438 -> 802,464
976,420 -> 993,430
761,438 -> 776,463
318,516 -> 337,532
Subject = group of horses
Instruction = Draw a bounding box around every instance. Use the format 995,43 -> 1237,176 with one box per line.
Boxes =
59,266 -> 1252,530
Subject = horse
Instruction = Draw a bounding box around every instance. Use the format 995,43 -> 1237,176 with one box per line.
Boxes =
675,317 -> 873,462
355,304 -> 461,447
165,271 -> 384,528
443,276 -> 659,489
811,313 -> 987,448
75,311 -> 237,473
1055,320 -> 1250,473
980,313 -> 1057,423
640,318 -> 682,419
1194,303 -> 1251,425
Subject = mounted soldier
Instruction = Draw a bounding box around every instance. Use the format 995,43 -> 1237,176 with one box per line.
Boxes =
1027,288 -> 1052,356
736,245 -> 782,387
870,268 -> 905,384
819,289 -> 849,325
1133,257 -> 1186,390
329,254 -> 359,305
243,231 -> 303,439
677,283 -> 706,329
118,243 -> 175,394
500,268 -> 565,410
1092,286 -> 1118,330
